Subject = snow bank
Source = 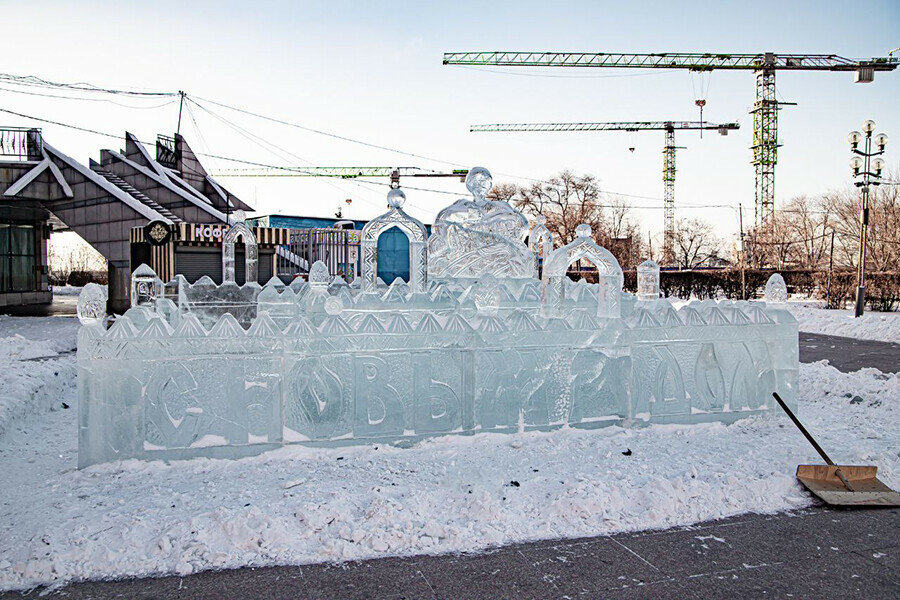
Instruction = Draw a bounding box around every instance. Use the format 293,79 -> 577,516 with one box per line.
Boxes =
788,301 -> 899,343
0,359 -> 897,591
50,286 -> 84,297
0,317 -> 78,437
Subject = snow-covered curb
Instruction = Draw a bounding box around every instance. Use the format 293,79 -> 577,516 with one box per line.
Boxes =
0,360 -> 897,591
787,301 -> 900,343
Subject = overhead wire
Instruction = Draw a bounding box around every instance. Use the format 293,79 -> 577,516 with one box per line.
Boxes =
187,94 -> 471,170
0,73 -> 680,205
0,105 -> 751,214
0,73 -> 176,97
0,84 -> 177,109
184,97 -> 392,212
0,79 -> 814,222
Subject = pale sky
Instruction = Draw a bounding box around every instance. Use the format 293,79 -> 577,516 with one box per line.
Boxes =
6,0 -> 900,246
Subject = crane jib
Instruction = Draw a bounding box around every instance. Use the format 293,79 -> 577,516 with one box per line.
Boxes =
442,52 -> 900,71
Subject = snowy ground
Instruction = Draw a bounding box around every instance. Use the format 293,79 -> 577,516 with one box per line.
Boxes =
0,316 -> 78,437
786,299 -> 900,344
0,314 -> 898,591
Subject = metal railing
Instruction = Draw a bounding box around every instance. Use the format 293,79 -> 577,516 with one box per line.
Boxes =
156,134 -> 179,169
277,228 -> 359,282
0,128 -> 42,161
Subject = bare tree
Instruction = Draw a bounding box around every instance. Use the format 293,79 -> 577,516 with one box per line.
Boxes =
821,177 -> 900,271
487,182 -> 518,203
601,195 -> 643,267
48,237 -> 107,285
672,218 -> 723,269
511,171 -> 604,245
499,172 -> 645,268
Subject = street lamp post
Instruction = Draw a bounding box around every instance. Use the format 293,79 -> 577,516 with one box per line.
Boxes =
848,120 -> 888,318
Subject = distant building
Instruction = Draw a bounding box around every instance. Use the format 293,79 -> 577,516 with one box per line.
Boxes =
0,128 -> 248,311
250,214 -> 433,285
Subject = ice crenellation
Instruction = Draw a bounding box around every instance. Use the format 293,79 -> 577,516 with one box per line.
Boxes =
76,167 -> 799,467
117,277 -> 790,335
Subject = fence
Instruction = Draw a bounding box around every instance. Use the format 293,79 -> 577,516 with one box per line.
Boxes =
0,128 -> 42,161
604,268 -> 899,312
277,228 -> 359,281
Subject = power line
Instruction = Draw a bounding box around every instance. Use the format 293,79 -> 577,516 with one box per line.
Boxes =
185,98 -> 391,212
187,94 -> 471,170
0,73 -> 176,97
0,73 -> 682,202
0,107 -> 124,139
0,84 -> 177,109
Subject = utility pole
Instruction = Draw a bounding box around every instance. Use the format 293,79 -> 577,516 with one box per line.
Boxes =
739,202 -> 746,300
176,91 -> 186,136
825,229 -> 835,309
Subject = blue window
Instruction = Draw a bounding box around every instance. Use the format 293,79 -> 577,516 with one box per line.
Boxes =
375,226 -> 410,284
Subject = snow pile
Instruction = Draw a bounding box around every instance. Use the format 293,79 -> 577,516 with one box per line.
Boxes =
788,301 -> 900,343
0,358 -> 897,591
0,317 -> 78,437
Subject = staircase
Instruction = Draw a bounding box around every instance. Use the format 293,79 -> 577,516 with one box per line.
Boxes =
91,168 -> 183,223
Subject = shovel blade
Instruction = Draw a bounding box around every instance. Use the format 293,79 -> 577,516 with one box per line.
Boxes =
797,465 -> 900,507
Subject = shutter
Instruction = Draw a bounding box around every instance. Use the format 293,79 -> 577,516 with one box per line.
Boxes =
174,247 -> 275,285
175,247 -> 223,284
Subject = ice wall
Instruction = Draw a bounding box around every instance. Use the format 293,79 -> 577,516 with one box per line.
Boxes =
77,272 -> 797,467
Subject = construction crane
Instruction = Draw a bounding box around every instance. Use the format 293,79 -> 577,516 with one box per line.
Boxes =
211,166 -> 468,188
471,121 -> 739,264
444,52 -> 899,228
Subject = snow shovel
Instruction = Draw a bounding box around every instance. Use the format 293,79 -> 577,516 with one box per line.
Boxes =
772,392 -> 900,507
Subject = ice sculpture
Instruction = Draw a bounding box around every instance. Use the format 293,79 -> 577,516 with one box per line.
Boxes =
131,263 -> 163,307
223,210 -> 258,284
427,167 -> 535,282
76,283 -> 107,325
528,215 -> 553,276
541,224 -> 622,319
637,260 -> 661,301
361,188 -> 428,293
765,273 -> 788,305
76,166 -> 799,467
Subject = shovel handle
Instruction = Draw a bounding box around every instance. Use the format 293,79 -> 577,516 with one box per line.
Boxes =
772,392 -> 836,467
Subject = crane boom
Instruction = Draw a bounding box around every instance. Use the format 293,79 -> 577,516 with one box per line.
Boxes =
443,52 -> 899,72
471,121 -> 740,132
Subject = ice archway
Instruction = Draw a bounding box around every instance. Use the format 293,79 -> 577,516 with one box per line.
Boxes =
360,189 -> 428,293
222,212 -> 259,284
541,224 -> 623,319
